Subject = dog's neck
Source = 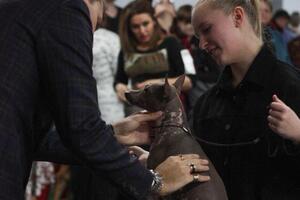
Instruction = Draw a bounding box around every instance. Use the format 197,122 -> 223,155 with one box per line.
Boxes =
149,94 -> 191,158
154,94 -> 189,132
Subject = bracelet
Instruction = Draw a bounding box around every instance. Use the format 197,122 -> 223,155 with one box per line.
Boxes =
149,169 -> 163,194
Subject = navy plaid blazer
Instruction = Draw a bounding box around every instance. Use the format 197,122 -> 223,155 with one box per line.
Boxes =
0,0 -> 153,199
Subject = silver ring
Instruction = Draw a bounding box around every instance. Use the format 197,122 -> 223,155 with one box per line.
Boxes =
189,163 -> 196,173
193,174 -> 199,182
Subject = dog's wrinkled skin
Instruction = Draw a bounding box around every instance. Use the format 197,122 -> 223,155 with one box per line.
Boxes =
125,75 -> 228,200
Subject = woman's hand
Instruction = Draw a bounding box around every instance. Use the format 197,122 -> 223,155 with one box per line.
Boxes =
115,83 -> 129,102
155,154 -> 210,196
268,94 -> 300,142
112,111 -> 163,145
128,146 -> 149,167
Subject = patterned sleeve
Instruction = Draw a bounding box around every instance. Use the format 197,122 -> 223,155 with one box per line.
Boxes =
35,1 -> 153,198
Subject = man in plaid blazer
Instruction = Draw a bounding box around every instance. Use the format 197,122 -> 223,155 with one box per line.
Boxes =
0,0 -> 209,199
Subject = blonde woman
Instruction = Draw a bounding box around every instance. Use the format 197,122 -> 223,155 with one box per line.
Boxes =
192,0 -> 300,199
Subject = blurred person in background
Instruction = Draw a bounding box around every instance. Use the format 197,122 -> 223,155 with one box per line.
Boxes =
171,5 -> 195,50
114,0 -> 193,115
105,0 -> 122,34
271,9 -> 296,44
152,0 -> 176,35
287,12 -> 300,68
259,0 -> 292,64
259,0 -> 276,52
289,12 -> 300,35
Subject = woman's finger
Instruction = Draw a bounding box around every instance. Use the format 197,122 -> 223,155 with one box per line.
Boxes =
269,122 -> 277,131
176,154 -> 200,160
187,173 -> 210,183
270,102 -> 286,112
269,109 -> 284,119
267,115 -> 280,126
185,159 -> 210,173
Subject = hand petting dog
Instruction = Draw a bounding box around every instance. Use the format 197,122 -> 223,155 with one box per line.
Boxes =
112,111 -> 163,145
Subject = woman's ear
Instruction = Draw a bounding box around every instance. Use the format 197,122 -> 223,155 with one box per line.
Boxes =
232,6 -> 245,28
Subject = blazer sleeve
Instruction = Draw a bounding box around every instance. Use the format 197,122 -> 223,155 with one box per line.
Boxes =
34,127 -> 82,165
35,1 -> 153,199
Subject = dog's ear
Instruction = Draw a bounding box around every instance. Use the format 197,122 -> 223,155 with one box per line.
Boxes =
164,76 -> 172,96
173,75 -> 185,94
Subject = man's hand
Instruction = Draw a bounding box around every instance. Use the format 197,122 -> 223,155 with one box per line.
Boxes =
155,154 -> 210,196
268,94 -> 300,142
112,111 -> 162,145
128,146 -> 149,167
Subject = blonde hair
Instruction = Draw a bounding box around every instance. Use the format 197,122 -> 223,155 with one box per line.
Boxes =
197,0 -> 262,39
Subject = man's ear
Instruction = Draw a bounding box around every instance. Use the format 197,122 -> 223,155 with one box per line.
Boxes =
173,75 -> 185,94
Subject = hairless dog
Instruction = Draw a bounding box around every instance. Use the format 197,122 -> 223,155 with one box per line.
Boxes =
125,75 -> 228,200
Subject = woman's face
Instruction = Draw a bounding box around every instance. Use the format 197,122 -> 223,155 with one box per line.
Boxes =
130,13 -> 156,45
259,1 -> 272,25
275,17 -> 289,29
177,21 -> 194,37
192,4 -> 242,66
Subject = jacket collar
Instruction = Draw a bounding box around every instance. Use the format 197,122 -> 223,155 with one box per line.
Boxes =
216,44 -> 276,94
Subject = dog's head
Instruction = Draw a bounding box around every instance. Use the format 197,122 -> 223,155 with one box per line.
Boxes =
125,75 -> 185,112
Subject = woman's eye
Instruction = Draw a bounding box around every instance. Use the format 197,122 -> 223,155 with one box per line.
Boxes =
142,21 -> 149,27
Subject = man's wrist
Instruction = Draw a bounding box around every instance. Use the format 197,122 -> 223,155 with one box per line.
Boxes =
111,123 -> 121,136
149,169 -> 163,195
